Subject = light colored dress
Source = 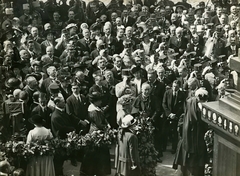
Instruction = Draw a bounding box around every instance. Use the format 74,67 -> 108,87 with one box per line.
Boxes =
26,126 -> 55,176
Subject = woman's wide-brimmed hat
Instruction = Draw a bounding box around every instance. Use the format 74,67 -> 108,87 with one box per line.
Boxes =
88,91 -> 103,103
121,115 -> 137,128
117,94 -> 135,106
28,114 -> 45,125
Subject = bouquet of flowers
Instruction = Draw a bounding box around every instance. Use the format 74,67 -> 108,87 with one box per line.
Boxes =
80,128 -> 118,151
135,115 -> 158,176
204,129 -> 214,176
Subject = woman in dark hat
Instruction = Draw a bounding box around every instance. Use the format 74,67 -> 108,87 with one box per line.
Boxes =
80,91 -> 111,176
40,29 -> 56,54
26,114 -> 55,176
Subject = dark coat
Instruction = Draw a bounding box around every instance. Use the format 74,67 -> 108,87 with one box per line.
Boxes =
78,38 -> 92,54
173,97 -> 207,168
31,105 -> 52,129
114,38 -> 124,54
51,108 -> 75,139
168,36 -> 188,54
224,44 -> 240,58
210,15 -> 220,26
122,16 -> 136,27
66,94 -> 88,121
162,89 -> 185,118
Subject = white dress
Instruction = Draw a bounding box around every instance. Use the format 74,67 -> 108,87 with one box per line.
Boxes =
26,127 -> 55,176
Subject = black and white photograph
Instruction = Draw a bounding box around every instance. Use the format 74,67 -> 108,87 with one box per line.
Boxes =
0,0 -> 240,175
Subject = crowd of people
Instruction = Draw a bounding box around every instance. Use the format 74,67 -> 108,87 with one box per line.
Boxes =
0,0 -> 239,175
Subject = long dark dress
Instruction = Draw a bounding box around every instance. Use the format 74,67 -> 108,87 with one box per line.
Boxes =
173,97 -> 208,176
80,104 -> 111,176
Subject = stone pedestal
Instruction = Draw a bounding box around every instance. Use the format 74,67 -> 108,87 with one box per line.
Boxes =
202,54 -> 240,176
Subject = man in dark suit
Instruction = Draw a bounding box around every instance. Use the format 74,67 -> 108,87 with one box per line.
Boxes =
168,27 -> 188,55
101,25 -> 117,55
66,82 -> 89,134
225,37 -> 239,58
40,66 -> 58,97
115,28 -> 125,54
121,9 -> 136,27
51,97 -> 78,175
89,74 -> 110,109
146,69 -> 166,161
111,55 -> 123,81
78,29 -> 92,54
210,6 -> 222,26
31,93 -> 52,129
162,80 -> 185,153
186,34 -> 204,57
23,75 -> 39,107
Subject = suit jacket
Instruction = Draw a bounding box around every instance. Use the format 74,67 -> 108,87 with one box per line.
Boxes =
51,108 -> 76,139
66,94 -> 88,121
122,16 -> 136,27
114,38 -> 124,54
186,43 -> 204,57
168,36 -> 188,54
31,105 -> 52,129
225,45 -> 239,58
111,66 -> 122,81
162,89 -> 185,118
78,38 -> 92,54
136,42 -> 158,55
210,15 -> 220,26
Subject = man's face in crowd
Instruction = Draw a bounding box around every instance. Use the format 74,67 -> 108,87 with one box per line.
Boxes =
178,68 -> 187,77
190,25 -> 196,34
46,47 -> 53,57
171,13 -> 177,22
104,26 -> 111,35
216,7 -> 222,16
116,18 -> 122,26
230,21 -> 237,29
135,57 -> 142,66
114,57 -> 122,67
117,29 -> 124,38
125,28 -> 132,37
100,15 -> 107,22
34,65 -> 41,73
69,27 -> 77,35
219,15 -> 227,25
170,27 -> 176,35
192,35 -> 199,44
31,28 -> 38,37
68,11 -> 75,20
71,85 -> 80,94
142,85 -> 150,97
111,13 -> 118,22
122,10 -> 128,17
95,76 -> 103,86
172,82 -> 179,92
39,97 -> 47,107
28,42 -> 34,50
147,73 -> 156,83
48,67 -> 57,77
83,29 -> 90,38
231,6 -> 237,14
20,50 -> 30,59
105,71 -> 113,81
157,69 -> 165,78
142,6 -> 148,13
176,30 -> 182,38
53,12 -> 60,21
98,59 -> 106,69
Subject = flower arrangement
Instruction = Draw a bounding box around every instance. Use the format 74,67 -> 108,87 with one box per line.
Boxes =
0,128 -> 118,164
135,115 -> 158,176
204,129 -> 214,176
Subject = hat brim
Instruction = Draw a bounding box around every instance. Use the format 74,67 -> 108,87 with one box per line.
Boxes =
121,118 -> 137,128
28,117 -> 45,125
